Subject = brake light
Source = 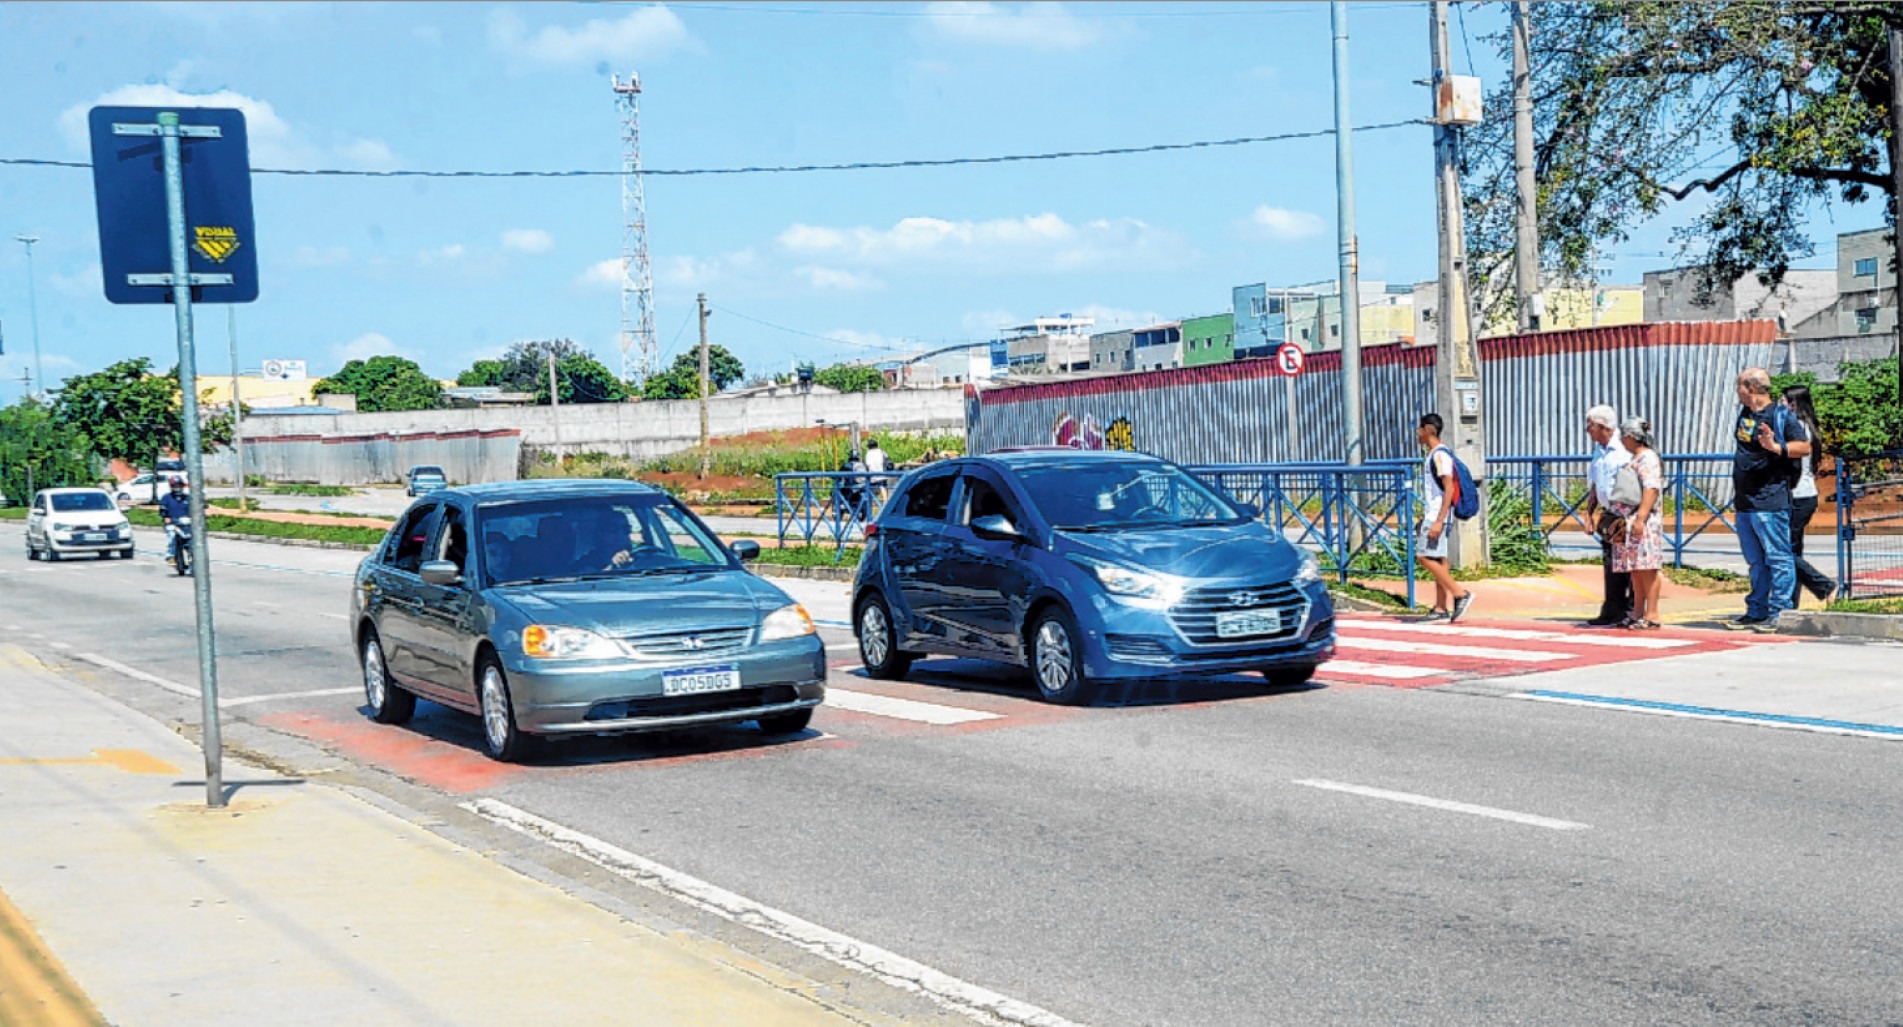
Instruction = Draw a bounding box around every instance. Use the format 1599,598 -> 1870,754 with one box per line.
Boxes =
863,523 -> 879,538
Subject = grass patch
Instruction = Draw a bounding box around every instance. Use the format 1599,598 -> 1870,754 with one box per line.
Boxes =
749,544 -> 863,568
1825,595 -> 1903,615
125,507 -> 386,547
267,484 -> 355,497
0,507 -> 24,521
1330,580 -> 1417,611
1664,564 -> 1750,593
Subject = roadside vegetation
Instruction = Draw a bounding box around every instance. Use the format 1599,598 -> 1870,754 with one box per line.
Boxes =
1825,595 -> 1903,616
267,484 -> 356,497
121,508 -> 386,547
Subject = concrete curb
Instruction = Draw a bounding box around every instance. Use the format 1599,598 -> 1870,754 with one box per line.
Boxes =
753,563 -> 857,584
1777,611 -> 1903,642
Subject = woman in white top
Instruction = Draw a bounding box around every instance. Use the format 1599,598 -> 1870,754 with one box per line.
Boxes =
1780,385 -> 1836,604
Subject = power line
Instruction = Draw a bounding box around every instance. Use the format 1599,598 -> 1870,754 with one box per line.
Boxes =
0,120 -> 1424,180
709,304 -> 907,354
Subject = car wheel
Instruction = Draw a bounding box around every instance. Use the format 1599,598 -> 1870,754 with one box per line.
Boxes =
1262,664 -> 1319,688
24,536 -> 38,561
45,546 -> 61,563
477,657 -> 532,762
119,547 -> 135,560
1030,607 -> 1095,705
361,630 -> 415,725
856,593 -> 914,679
757,707 -> 815,735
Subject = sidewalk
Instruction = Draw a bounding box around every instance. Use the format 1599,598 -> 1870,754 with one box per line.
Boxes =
0,644 -> 872,1027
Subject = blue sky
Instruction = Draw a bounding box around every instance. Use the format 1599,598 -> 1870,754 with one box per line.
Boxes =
0,1 -> 1878,397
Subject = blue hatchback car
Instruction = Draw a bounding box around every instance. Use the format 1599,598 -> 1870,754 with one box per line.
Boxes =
851,450 -> 1336,703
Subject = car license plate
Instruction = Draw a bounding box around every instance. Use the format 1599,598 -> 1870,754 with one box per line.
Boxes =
1215,609 -> 1281,638
80,532 -> 107,542
662,664 -> 742,697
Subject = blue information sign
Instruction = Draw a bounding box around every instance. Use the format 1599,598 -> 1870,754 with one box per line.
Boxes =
89,106 -> 259,304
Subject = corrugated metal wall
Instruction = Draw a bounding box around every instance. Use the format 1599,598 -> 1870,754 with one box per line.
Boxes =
969,321 -> 1776,462
199,429 -> 522,486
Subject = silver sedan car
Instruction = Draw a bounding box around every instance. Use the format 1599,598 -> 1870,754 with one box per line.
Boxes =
350,480 -> 826,761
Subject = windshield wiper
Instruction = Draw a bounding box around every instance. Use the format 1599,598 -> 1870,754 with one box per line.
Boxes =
510,574 -> 585,586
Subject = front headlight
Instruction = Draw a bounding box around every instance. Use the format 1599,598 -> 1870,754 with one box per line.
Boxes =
759,603 -> 816,641
1069,555 -> 1183,610
522,624 -> 622,660
1293,550 -> 1323,586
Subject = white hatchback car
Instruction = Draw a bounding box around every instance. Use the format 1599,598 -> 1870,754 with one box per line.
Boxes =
24,488 -> 136,561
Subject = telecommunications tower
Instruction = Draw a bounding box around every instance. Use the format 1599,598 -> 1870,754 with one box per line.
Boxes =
613,72 -> 657,381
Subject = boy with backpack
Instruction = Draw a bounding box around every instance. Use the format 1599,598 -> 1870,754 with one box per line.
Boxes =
1417,413 -> 1476,623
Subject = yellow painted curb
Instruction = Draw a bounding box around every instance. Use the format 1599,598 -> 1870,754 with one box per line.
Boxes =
0,887 -> 107,1027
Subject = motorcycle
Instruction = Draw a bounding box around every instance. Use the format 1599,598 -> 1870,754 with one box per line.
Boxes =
170,521 -> 194,577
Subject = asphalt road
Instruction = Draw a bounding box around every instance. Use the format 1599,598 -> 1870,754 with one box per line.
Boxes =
4,521 -> 1900,1026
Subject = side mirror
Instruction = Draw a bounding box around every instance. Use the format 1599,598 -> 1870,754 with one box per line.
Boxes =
419,560 -> 463,586
971,514 -> 1025,543
1237,502 -> 1262,519
730,540 -> 762,562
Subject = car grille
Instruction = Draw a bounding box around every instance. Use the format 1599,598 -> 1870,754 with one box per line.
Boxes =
584,685 -> 799,721
617,626 -> 754,661
1167,581 -> 1308,646
1105,634 -> 1174,660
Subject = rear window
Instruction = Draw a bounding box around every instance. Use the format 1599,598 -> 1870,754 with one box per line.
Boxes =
51,492 -> 115,513
413,466 -> 445,477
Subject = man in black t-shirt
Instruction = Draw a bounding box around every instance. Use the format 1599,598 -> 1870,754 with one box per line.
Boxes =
1728,368 -> 1810,630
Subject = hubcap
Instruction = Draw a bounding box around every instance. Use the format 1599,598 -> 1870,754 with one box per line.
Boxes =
481,666 -> 510,751
363,640 -> 386,709
1036,621 -> 1073,695
860,604 -> 890,667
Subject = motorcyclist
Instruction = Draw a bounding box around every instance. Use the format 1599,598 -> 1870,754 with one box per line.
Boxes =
159,477 -> 191,564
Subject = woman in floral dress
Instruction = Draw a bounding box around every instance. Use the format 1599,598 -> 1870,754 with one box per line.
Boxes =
1612,417 -> 1665,629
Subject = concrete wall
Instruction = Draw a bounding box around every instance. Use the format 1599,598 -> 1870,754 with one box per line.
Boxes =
1644,268 -> 1836,326
1771,333 -> 1902,382
239,388 -> 968,467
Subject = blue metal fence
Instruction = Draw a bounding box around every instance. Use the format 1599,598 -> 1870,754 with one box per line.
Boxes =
773,471 -> 904,561
1836,450 -> 1903,599
1486,453 -> 1737,568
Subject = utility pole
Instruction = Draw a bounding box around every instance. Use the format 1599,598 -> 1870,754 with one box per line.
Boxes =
697,292 -> 711,480
1890,22 -> 1902,410
547,350 -> 562,455
1432,0 -> 1488,569
228,307 -> 246,512
1512,0 -> 1540,332
1331,1 -> 1364,467
15,235 -> 43,398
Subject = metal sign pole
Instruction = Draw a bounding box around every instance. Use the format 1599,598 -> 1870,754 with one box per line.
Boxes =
158,111 -> 226,809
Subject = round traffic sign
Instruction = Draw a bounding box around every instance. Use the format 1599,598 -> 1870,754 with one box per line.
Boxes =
1275,342 -> 1305,375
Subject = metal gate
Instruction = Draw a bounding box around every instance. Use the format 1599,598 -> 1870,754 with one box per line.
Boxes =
1836,450 -> 1903,599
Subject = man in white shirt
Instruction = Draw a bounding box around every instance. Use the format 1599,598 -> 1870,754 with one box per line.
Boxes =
864,438 -> 887,473
1581,404 -> 1634,627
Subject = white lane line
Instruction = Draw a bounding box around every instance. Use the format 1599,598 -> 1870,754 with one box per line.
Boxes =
316,612 -> 349,621
75,652 -> 200,699
50,641 -> 72,650
1339,618 -> 1693,650
1335,635 -> 1574,664
826,687 -> 1002,726
221,686 -> 362,707
1293,779 -> 1589,831
463,798 -> 1084,1027
824,642 -> 860,653
1316,659 -> 1446,681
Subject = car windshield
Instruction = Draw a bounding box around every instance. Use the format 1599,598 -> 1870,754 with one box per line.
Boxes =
413,467 -> 445,477
51,492 -> 115,513
477,495 -> 732,586
1017,461 -> 1243,531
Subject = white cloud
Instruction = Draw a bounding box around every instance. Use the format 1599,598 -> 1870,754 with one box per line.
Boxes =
501,228 -> 555,254
655,249 -> 759,289
332,332 -> 408,365
1244,205 -> 1327,241
923,2 -> 1107,51
419,244 -> 467,265
1071,304 -> 1161,330
489,6 -> 693,65
795,266 -> 882,292
822,329 -> 909,355
580,258 -> 625,289
59,84 -> 395,171
961,309 -> 1019,338
46,263 -> 104,297
777,213 -> 1184,273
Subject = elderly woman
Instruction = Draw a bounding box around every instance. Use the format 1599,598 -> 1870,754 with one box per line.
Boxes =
1611,417 -> 1665,629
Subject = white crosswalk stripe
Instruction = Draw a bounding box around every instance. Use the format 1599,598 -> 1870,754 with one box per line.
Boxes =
1317,659 -> 1447,681
1339,617 -> 1693,650
826,688 -> 1001,725
1335,635 -> 1576,664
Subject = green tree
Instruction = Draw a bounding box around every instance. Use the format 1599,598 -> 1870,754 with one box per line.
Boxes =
455,359 -> 510,388
0,399 -> 92,505
537,352 -> 629,404
313,355 -> 444,412
1775,359 -> 1903,456
53,358 -> 233,467
813,363 -> 888,393
639,346 -> 746,401
1464,3 -> 1900,310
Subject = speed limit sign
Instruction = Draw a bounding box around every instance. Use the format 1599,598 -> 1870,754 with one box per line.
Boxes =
1275,342 -> 1305,376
